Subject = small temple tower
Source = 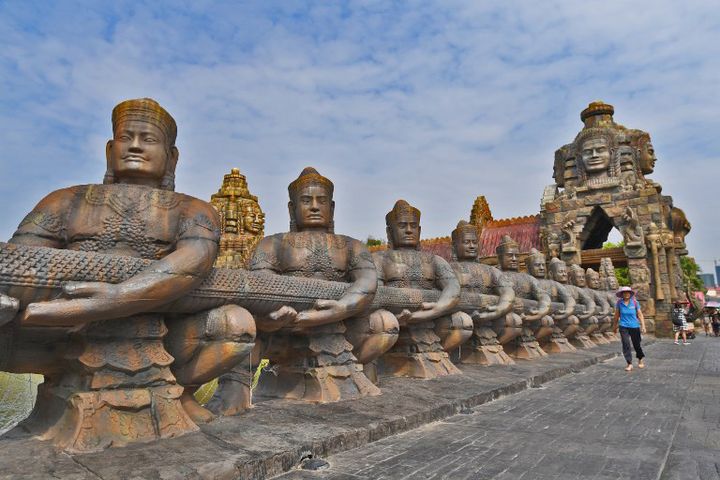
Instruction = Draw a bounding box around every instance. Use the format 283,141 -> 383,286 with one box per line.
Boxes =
209,168 -> 265,268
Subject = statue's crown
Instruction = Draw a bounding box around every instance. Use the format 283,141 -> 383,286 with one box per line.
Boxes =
288,167 -> 334,198
112,98 -> 177,145
581,101 -> 614,123
386,200 -> 420,225
495,234 -> 518,255
527,247 -> 545,263
549,257 -> 565,270
451,220 -> 477,243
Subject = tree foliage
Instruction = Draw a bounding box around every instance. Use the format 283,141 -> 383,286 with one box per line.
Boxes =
601,241 -> 630,286
680,256 -> 705,293
366,236 -> 383,247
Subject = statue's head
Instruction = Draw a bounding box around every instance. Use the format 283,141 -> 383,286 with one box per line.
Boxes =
580,135 -> 612,174
386,200 -> 421,249
549,258 -> 568,283
526,248 -> 546,279
451,220 -> 478,261
105,98 -> 179,190
288,167 -> 334,232
568,264 -> 587,287
599,257 -> 620,290
585,268 -> 601,289
495,235 -> 520,272
636,132 -> 656,174
616,145 -> 636,172
240,200 -> 265,235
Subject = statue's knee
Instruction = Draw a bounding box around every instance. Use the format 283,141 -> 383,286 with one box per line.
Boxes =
206,305 -> 256,343
368,309 -> 400,336
568,315 -> 580,326
541,316 -> 554,328
510,313 -> 523,328
451,311 -> 474,332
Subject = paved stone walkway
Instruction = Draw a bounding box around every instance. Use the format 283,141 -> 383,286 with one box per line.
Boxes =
277,337 -> 720,480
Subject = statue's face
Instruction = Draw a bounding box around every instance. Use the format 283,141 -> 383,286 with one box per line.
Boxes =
607,275 -> 619,290
389,213 -> 420,248
587,273 -> 601,289
498,246 -> 520,271
581,138 -> 611,173
551,263 -> 568,283
291,184 -> 333,230
109,120 -> 170,184
242,205 -> 264,235
455,232 -> 478,260
528,257 -> 546,278
617,146 -> 635,169
639,141 -> 656,173
571,269 -> 587,287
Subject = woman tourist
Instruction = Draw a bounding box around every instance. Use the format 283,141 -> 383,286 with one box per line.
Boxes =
613,286 -> 646,372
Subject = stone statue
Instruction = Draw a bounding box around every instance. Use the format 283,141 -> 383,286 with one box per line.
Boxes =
573,102 -> 620,190
213,167 -> 399,404
0,98 -> 256,452
494,235 -> 551,359
584,268 -> 613,345
448,221 -> 516,365
599,257 -> 620,340
548,258 -> 597,349
373,200 -> 465,378
560,214 -> 578,254
544,231 -> 562,259
616,144 -> 639,191
525,248 -> 577,353
567,264 -> 603,341
670,207 -> 691,254
210,168 -> 265,268
622,207 -> 647,258
634,130 -> 657,175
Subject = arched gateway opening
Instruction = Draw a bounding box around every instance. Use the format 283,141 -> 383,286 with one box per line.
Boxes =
578,206 -> 627,270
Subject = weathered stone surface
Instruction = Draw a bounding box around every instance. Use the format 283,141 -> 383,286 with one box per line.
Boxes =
0,345 -> 624,479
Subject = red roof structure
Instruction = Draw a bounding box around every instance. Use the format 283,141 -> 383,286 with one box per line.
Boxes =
478,215 -> 542,257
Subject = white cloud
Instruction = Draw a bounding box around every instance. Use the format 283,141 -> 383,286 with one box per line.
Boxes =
0,0 -> 718,272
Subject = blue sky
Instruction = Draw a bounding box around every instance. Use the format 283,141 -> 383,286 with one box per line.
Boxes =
1,1 -> 718,273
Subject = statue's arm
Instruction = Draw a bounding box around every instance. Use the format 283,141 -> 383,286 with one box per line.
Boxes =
413,256 -> 459,321
474,269 -> 514,321
576,288 -> 596,320
2,188 -> 75,325
556,283 -> 576,319
295,240 -> 377,328
525,277 -> 551,320
20,200 -> 220,326
595,292 -> 611,316
9,188 -> 75,248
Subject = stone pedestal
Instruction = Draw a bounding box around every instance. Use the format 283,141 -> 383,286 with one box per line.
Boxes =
14,316 -> 198,454
379,321 -> 460,378
459,327 -> 515,366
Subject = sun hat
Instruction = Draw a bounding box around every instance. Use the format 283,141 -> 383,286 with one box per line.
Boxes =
616,286 -> 635,298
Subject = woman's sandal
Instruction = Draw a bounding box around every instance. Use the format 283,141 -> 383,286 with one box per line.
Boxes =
638,360 -> 645,369
625,364 -> 633,372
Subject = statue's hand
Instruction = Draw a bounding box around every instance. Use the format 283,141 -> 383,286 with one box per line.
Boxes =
396,309 -> 413,324
269,305 -> 298,326
408,302 -> 439,323
296,299 -> 348,327
21,281 -> 122,326
0,293 -> 19,327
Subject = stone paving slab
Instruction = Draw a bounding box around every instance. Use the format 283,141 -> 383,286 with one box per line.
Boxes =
276,337 -> 713,480
0,343 -> 622,480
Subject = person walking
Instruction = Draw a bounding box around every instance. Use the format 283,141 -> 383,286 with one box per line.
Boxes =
672,301 -> 691,345
613,286 -> 646,372
712,309 -> 720,337
702,309 -> 712,336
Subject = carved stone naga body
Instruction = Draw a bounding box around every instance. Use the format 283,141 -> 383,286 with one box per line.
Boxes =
0,99 -> 256,453
547,258 -> 597,349
525,248 -> 577,353
372,200 -> 470,378
494,235 -> 551,360
448,221 -> 516,365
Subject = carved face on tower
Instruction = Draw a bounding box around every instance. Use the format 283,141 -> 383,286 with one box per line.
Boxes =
549,258 -> 568,284
241,202 -> 265,235
526,248 -> 546,279
581,137 -> 611,174
585,268 -> 602,289
288,167 -> 335,232
386,200 -> 421,249
616,145 -> 636,172
496,235 -> 520,272
451,221 -> 478,261
637,134 -> 657,174
105,98 -> 179,190
568,264 -> 587,287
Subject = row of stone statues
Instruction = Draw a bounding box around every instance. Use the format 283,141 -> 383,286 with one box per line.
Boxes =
0,98 -> 621,454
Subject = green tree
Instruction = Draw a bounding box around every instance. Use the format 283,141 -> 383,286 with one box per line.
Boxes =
602,241 -> 630,286
680,256 -> 705,293
366,236 -> 383,247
